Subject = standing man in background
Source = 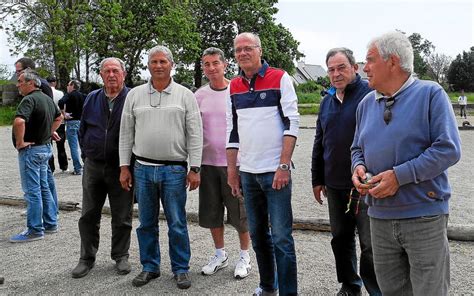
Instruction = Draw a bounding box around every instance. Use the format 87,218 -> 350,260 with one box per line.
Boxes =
10,69 -> 62,242
59,80 -> 85,175
195,47 -> 251,279
47,76 -> 68,173
458,89 -> 467,119
227,32 -> 299,296
312,47 -> 380,296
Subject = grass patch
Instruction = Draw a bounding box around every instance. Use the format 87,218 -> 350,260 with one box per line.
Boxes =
299,104 -> 319,115
297,92 -> 322,104
0,105 -> 16,126
449,92 -> 474,103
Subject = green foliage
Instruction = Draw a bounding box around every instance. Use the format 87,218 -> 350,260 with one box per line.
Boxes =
189,0 -> 303,87
0,105 -> 17,126
0,65 -> 13,80
298,104 -> 319,115
447,47 -> 474,91
448,92 -> 474,103
407,32 -> 435,77
297,92 -> 321,104
296,81 -> 320,93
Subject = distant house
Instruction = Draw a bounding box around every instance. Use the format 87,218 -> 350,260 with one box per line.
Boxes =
292,61 -> 327,85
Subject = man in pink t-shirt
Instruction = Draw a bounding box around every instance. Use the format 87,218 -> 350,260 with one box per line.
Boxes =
195,47 -> 251,279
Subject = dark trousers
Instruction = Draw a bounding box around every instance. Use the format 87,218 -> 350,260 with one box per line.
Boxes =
326,187 -> 381,296
78,158 -> 133,263
48,124 -> 68,171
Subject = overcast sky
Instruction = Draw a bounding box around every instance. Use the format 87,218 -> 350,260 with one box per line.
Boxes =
1,0 -> 472,73
275,0 -> 473,68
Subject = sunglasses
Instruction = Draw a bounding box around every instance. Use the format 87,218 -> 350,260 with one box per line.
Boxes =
383,97 -> 395,124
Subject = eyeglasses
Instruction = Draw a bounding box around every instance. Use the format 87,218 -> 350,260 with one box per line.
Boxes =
383,97 -> 395,124
327,63 -> 350,75
234,45 -> 260,54
149,84 -> 162,108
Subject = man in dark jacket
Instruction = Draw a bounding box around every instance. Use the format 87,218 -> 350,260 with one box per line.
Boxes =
311,48 -> 380,296
71,57 -> 133,279
58,80 -> 85,175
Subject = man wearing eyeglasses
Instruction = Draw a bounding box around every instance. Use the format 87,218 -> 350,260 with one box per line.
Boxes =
10,69 -> 62,243
71,57 -> 133,279
226,32 -> 299,296
119,45 -> 202,289
351,31 -> 461,296
311,48 -> 380,296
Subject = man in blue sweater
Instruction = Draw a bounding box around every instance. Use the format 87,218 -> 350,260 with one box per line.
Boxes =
312,48 -> 380,296
351,31 -> 461,296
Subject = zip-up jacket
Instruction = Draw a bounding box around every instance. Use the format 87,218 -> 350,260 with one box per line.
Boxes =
311,74 -> 371,189
79,86 -> 129,166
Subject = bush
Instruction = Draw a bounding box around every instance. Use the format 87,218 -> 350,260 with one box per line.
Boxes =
0,104 -> 17,126
296,81 -> 320,93
297,92 -> 321,104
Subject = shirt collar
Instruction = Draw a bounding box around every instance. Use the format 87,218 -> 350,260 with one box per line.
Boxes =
148,78 -> 174,94
375,75 -> 415,101
239,60 -> 269,79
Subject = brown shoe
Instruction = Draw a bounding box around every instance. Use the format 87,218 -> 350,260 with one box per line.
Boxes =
132,271 -> 160,287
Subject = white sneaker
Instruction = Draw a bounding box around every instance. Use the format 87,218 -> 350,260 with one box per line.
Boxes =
201,254 -> 228,275
253,287 -> 278,296
234,257 -> 251,279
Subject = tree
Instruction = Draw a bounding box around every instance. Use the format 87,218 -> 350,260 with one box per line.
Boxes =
447,47 -> 474,91
426,53 -> 452,85
189,0 -> 303,87
407,33 -> 435,78
0,64 -> 13,80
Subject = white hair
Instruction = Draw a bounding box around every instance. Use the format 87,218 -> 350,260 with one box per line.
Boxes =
148,45 -> 174,64
368,31 -> 414,74
99,57 -> 126,72
234,32 -> 261,48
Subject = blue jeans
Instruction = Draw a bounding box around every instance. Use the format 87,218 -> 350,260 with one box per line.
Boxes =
66,120 -> 82,173
326,187 -> 380,295
18,144 -> 57,233
134,163 -> 190,274
240,171 -> 298,296
370,215 -> 450,296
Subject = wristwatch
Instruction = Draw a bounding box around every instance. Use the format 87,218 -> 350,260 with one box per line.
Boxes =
190,166 -> 201,174
278,163 -> 290,171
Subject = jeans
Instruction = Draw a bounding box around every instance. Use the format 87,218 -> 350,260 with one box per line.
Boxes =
370,215 -> 450,296
460,105 -> 467,118
66,120 -> 82,173
134,162 -> 190,274
240,171 -> 297,296
78,158 -> 133,263
18,144 -> 57,233
326,187 -> 380,295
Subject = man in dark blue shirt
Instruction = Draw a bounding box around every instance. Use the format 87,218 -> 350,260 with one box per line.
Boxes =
311,48 -> 380,296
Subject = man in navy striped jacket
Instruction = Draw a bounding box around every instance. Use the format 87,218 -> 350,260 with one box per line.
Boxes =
226,32 -> 299,296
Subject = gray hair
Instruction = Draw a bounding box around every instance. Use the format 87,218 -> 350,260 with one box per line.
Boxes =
69,79 -> 81,90
202,47 -> 226,63
326,47 -> 356,66
99,57 -> 126,72
234,32 -> 261,48
368,31 -> 414,74
21,69 -> 41,87
148,45 -> 174,64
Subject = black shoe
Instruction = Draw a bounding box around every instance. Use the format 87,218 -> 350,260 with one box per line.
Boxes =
116,258 -> 131,275
174,272 -> 191,289
71,261 -> 94,278
336,285 -> 361,296
132,271 -> 160,287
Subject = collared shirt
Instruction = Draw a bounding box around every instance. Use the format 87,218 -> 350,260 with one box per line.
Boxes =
119,78 -> 203,167
375,75 -> 415,101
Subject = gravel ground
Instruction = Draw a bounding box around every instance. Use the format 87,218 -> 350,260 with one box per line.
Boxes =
1,115 -> 473,295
